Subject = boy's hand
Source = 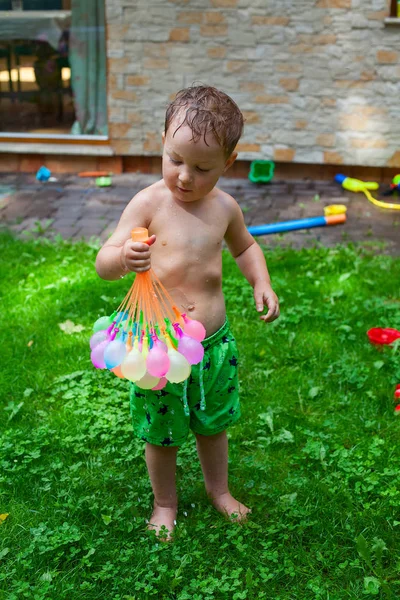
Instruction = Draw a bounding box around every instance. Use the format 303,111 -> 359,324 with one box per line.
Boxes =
254,282 -> 280,323
120,235 -> 156,273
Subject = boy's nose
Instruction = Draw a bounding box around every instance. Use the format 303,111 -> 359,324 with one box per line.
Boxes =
179,167 -> 192,184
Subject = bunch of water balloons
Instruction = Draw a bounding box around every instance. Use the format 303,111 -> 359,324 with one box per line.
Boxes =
90,310 -> 206,390
90,225 -> 206,390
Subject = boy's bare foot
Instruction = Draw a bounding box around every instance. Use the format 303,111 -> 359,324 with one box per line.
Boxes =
147,503 -> 177,540
210,492 -> 251,522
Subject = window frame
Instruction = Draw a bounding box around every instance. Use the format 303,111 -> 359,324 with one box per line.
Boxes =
389,0 -> 399,17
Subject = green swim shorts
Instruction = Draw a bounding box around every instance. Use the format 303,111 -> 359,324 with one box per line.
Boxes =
129,320 -> 240,447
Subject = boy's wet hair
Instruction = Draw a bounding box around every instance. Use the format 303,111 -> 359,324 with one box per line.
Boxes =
165,85 -> 244,157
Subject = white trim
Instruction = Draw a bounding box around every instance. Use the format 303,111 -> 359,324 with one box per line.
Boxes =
0,142 -> 114,155
0,10 -> 71,17
384,17 -> 400,26
0,133 -> 109,142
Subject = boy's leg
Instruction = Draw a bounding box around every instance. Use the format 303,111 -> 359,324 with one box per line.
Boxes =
145,442 -> 178,538
195,430 -> 251,521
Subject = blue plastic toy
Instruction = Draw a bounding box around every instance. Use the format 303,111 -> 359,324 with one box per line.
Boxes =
36,166 -> 51,182
247,213 -> 346,236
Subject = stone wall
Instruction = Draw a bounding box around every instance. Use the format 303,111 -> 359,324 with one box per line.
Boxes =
105,0 -> 400,167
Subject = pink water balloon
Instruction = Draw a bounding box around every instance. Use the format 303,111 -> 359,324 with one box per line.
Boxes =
90,329 -> 108,350
152,377 -> 167,391
178,333 -> 204,365
181,314 -> 206,342
155,338 -> 168,353
146,344 -> 170,377
91,339 -> 109,369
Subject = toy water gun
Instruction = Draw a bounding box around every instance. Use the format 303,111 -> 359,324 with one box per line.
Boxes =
335,174 -> 400,210
247,213 -> 345,236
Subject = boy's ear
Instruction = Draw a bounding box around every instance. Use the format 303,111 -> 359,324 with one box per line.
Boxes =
223,151 -> 237,173
162,131 -> 166,144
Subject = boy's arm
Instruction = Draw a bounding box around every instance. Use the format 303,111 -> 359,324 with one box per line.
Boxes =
224,199 -> 279,323
95,190 -> 156,281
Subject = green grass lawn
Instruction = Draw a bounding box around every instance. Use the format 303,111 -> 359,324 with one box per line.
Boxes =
1,231 -> 400,600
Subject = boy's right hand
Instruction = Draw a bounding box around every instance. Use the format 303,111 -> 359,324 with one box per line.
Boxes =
120,235 -> 156,273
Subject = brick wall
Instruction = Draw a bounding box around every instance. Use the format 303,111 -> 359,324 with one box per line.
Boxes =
105,0 -> 400,168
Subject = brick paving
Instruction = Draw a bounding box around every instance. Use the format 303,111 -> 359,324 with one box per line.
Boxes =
1,172 -> 399,254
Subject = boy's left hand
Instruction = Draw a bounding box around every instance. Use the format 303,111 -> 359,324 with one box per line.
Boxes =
254,282 -> 280,323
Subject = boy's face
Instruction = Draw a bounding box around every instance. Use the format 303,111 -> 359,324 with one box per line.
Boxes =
162,117 -> 236,203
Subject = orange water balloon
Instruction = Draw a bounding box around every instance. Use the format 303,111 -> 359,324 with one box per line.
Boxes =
111,365 -> 125,379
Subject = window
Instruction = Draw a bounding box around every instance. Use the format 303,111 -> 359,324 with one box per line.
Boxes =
0,0 -> 107,138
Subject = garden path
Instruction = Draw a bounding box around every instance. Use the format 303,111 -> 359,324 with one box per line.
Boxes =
1,172 -> 399,254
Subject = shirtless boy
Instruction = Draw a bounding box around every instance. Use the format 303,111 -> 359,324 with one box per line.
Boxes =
95,85 -> 279,538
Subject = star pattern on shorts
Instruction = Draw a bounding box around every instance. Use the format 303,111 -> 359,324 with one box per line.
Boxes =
134,335 -> 238,450
161,437 -> 173,446
203,358 -> 211,371
156,389 -> 169,397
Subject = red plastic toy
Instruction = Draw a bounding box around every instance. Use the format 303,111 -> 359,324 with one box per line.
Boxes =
367,328 -> 400,346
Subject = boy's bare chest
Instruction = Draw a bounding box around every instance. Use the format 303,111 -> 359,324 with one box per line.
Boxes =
149,200 -> 229,256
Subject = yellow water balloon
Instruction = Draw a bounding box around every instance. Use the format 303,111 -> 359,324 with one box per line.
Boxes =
135,371 -> 160,390
121,347 -> 146,381
166,348 -> 191,383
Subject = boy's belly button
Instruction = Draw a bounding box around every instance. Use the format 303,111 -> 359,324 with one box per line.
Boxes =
161,240 -> 167,246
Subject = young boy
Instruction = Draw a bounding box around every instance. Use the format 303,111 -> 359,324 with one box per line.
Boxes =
95,85 -> 279,538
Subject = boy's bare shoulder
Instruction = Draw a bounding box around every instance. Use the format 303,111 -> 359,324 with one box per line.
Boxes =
102,179 -> 167,247
124,179 -> 166,219
214,186 -> 242,218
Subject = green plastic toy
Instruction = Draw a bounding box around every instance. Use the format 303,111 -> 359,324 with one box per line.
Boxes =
96,176 -> 112,187
248,160 -> 275,184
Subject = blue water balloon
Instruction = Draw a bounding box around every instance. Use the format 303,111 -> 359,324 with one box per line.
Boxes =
104,339 -> 127,369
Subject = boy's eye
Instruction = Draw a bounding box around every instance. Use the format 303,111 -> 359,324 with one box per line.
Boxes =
170,158 -> 181,165
197,167 -> 210,173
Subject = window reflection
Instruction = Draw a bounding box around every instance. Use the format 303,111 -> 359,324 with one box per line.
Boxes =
0,0 -> 107,136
